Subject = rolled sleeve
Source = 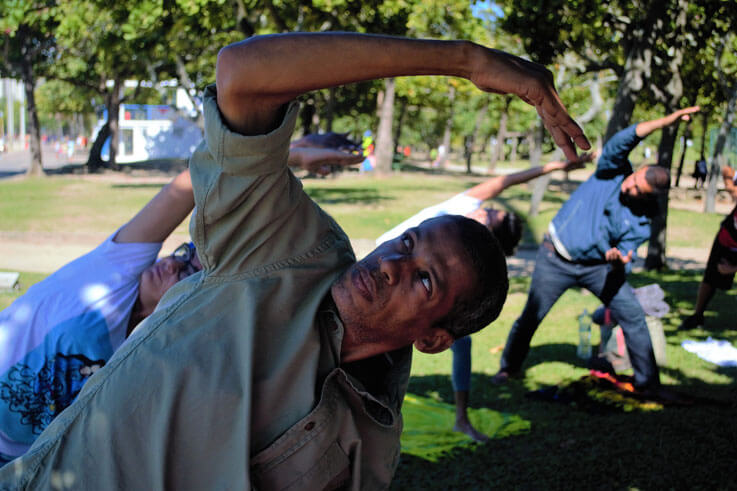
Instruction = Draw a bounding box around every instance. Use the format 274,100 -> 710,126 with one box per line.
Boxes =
188,85 -> 309,275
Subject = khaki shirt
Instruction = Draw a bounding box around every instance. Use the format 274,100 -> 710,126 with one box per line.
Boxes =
0,86 -> 411,490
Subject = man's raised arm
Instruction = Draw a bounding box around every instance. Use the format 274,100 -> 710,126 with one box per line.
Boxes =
635,106 -> 700,138
215,32 -> 589,159
465,152 -> 595,201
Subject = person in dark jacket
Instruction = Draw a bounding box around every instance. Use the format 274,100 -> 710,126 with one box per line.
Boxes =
492,106 -> 699,392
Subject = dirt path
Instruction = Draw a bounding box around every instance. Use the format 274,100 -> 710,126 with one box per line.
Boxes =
0,168 -> 727,275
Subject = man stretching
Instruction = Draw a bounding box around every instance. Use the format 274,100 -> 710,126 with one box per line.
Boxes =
493,107 -> 699,392
0,32 -> 588,489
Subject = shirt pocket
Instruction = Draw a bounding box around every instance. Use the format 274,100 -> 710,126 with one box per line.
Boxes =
250,381 -> 352,491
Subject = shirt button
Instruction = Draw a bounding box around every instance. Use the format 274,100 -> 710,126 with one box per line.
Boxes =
304,421 -> 315,431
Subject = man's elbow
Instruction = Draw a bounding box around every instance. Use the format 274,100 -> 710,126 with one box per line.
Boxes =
216,44 -> 240,99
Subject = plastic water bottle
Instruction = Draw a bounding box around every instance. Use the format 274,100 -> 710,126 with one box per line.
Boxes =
577,308 -> 592,359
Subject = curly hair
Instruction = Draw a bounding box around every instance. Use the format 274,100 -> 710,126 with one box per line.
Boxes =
491,211 -> 523,257
432,215 -> 509,339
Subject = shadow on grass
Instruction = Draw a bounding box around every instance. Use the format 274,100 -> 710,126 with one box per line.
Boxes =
394,368 -> 737,489
111,183 -> 167,189
306,187 -> 393,206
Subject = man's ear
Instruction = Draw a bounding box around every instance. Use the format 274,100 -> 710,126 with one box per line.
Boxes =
413,328 -> 455,354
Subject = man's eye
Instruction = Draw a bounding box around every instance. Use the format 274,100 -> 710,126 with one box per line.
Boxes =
401,235 -> 412,251
419,272 -> 431,293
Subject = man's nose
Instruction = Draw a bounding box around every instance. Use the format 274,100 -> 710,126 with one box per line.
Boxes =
378,254 -> 411,285
164,258 -> 183,274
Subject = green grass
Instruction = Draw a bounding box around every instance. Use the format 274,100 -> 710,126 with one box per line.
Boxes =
393,269 -> 736,489
0,177 -> 188,237
0,272 -> 48,310
1,171 -> 736,488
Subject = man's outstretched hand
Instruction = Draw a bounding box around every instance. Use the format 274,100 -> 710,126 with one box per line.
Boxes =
470,48 -> 590,162
605,248 -> 633,267
289,146 -> 364,176
670,105 -> 700,123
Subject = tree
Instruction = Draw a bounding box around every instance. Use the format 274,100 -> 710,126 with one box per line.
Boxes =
0,1 -> 58,176
704,33 -> 737,213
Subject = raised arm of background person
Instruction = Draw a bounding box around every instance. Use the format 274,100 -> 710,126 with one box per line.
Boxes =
635,106 -> 701,138
464,152 -> 594,201
216,32 -> 589,159
114,169 -> 194,244
722,165 -> 737,200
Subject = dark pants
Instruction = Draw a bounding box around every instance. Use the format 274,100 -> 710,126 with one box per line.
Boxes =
500,244 -> 660,389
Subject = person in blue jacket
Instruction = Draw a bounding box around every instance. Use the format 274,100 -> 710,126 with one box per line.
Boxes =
492,106 -> 699,392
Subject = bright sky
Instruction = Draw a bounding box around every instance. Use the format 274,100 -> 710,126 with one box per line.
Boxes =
471,1 -> 504,21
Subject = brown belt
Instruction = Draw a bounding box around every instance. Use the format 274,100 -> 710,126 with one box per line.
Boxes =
542,234 -> 572,262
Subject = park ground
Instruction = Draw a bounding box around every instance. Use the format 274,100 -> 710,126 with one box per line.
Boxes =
0,151 -> 735,489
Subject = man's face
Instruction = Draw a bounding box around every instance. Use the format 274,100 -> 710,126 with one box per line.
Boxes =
331,216 -> 476,354
138,251 -> 202,314
466,207 -> 506,231
620,167 -> 654,200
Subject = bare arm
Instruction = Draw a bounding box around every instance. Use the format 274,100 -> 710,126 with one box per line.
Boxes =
723,165 -> 737,200
114,169 -> 194,244
464,152 -> 594,200
216,33 -> 589,160
635,106 -> 700,138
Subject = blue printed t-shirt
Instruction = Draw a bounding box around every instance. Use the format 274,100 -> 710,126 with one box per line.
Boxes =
0,233 -> 160,459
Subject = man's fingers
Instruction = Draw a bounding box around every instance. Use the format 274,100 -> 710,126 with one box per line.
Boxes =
336,154 -> 364,167
536,101 -> 590,160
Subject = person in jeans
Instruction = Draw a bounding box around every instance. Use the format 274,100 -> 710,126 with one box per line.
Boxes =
493,106 -> 699,392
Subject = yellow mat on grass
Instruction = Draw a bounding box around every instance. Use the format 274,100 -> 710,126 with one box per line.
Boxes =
400,394 -> 530,462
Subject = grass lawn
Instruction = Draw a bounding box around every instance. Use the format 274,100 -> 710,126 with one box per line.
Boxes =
1,170 -> 735,488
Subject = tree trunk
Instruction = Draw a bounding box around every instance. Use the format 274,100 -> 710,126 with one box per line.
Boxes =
393,98 -> 407,152
174,54 -> 204,127
435,86 -> 456,170
699,111 -> 708,162
644,116 -> 680,270
528,124 -> 548,217
375,78 -> 395,174
674,123 -> 691,187
87,122 -> 110,171
490,97 -> 511,172
300,99 -> 316,137
645,0 -> 687,270
603,4 -> 664,142
107,78 -> 122,170
509,136 -> 518,162
20,58 -> 43,176
465,98 -> 488,174
604,50 -> 650,142
705,82 -> 737,213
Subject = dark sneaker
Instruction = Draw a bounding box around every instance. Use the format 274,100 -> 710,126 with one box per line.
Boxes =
679,313 -> 704,330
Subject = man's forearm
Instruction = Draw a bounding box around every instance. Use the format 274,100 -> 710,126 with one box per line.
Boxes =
635,106 -> 700,138
115,170 -> 194,244
215,32 -> 589,159
218,33 -> 474,102
216,34 -> 475,135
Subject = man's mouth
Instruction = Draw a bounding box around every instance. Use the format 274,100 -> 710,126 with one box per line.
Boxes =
352,265 -> 375,302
